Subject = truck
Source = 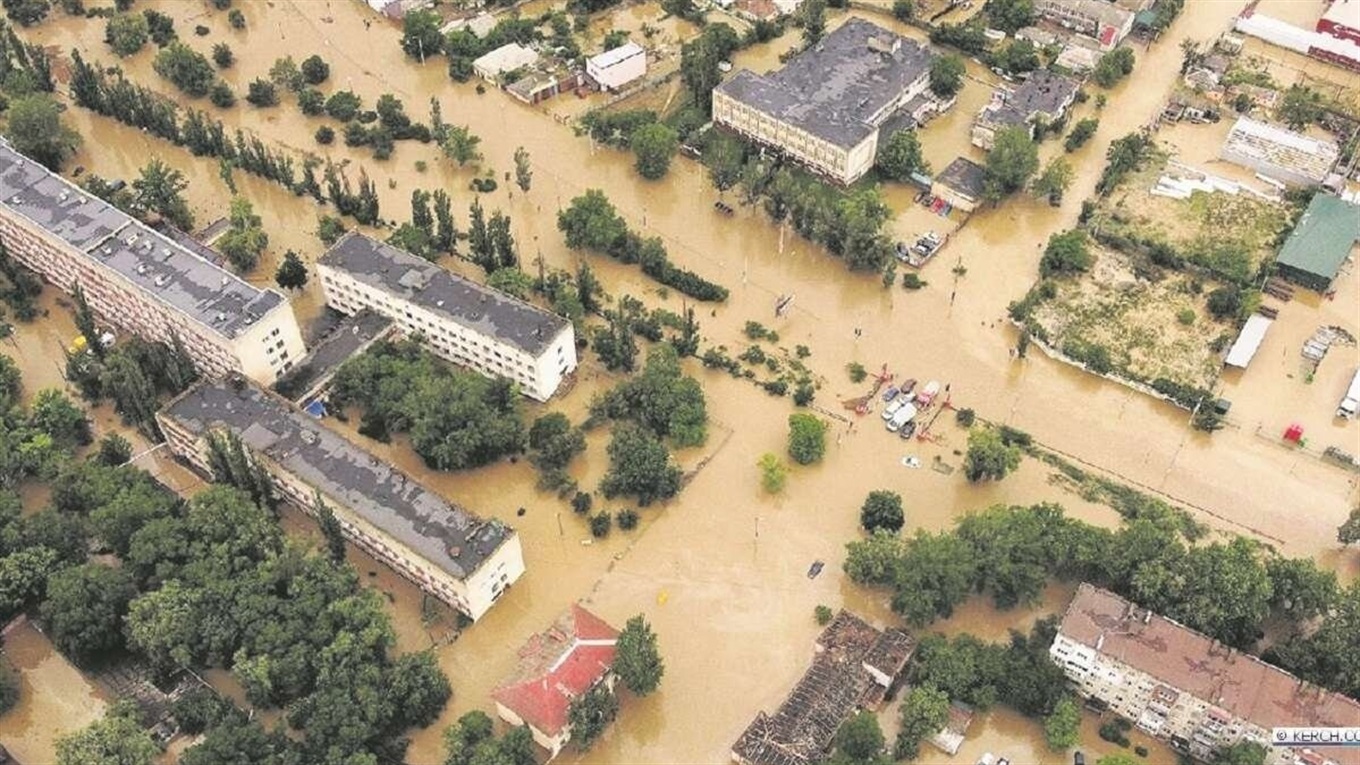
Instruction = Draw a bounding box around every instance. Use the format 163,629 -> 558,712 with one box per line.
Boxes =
886,402 -> 919,432
1339,367 -> 1360,420
915,380 -> 941,407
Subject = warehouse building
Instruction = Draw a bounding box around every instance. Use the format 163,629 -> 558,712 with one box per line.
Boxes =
158,378 -> 525,621
1273,193 -> 1360,292
586,41 -> 647,92
1219,117 -> 1340,186
0,140 -> 306,385
317,233 -> 577,401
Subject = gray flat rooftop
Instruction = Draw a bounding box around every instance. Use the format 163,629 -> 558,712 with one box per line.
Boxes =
273,309 -> 395,403
319,233 -> 569,357
0,139 -> 285,340
982,70 -> 1079,127
162,379 -> 513,580
715,18 -> 934,149
937,157 -> 988,198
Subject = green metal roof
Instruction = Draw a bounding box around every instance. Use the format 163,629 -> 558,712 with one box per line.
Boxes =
1275,194 -> 1360,282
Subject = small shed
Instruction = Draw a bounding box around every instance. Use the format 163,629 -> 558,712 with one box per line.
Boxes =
929,701 -> 975,756
932,157 -> 988,213
1274,194 -> 1360,292
1224,314 -> 1273,368
506,71 -> 560,104
472,43 -> 539,82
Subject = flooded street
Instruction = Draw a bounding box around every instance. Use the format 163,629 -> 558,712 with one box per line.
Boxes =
2,0 -> 1358,761
0,619 -> 107,763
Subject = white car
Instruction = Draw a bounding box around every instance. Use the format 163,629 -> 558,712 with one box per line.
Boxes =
886,402 -> 918,432
882,396 -> 910,421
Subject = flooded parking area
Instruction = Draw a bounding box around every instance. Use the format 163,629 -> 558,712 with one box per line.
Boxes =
1,0 -> 1358,760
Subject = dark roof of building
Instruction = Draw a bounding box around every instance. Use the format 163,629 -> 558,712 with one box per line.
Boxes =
1059,584 -> 1360,734
731,611 -> 915,765
1275,194 -> 1360,283
272,310 -> 395,403
319,233 -> 570,356
936,157 -> 988,199
714,18 -> 934,149
979,71 -> 1080,128
161,379 -> 514,580
0,139 -> 286,340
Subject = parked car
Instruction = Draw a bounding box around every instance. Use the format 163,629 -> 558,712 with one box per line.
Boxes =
898,420 -> 917,440
915,380 -> 941,406
882,396 -> 910,421
886,402 -> 918,432
882,385 -> 899,402
899,378 -> 918,397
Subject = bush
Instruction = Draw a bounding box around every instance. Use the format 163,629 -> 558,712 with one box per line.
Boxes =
616,508 -> 639,530
814,605 -> 834,625
245,78 -> 278,107
1206,287 -> 1241,320
902,272 -> 926,290
860,490 -> 904,533
846,362 -> 867,383
1176,308 -> 1195,325
793,380 -> 815,407
787,413 -> 827,465
955,408 -> 976,427
208,81 -> 235,108
315,125 -> 335,145
589,511 -> 612,538
571,491 -> 593,515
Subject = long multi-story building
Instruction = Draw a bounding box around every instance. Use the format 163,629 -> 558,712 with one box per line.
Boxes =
712,19 -> 934,185
317,233 -> 576,402
157,378 -> 525,621
1034,0 -> 1135,49
1052,583 -> 1360,765
0,139 -> 305,385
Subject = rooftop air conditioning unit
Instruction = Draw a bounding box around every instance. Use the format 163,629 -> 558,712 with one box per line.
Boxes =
154,274 -> 170,287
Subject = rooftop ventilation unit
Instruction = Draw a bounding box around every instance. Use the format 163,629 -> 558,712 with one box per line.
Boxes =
154,274 -> 171,287
136,263 -> 150,275
126,233 -> 139,246
214,312 -> 227,323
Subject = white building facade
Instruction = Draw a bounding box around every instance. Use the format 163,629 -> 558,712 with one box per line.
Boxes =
158,380 -> 526,622
317,233 -> 576,401
587,42 -> 647,91
0,140 -> 305,385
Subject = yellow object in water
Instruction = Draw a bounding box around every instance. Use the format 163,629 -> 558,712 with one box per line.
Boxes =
68,335 -> 87,355
656,590 -> 668,606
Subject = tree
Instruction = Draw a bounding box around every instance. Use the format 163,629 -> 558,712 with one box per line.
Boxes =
485,267 -> 530,299
274,250 -> 308,290
1267,556 -> 1337,621
631,122 -> 678,180
1278,84 -> 1324,130
153,42 -> 217,97
527,412 -> 586,475
893,0 -> 913,20
993,39 -> 1039,74
703,133 -> 744,191
876,129 -> 928,182
227,7 -> 244,27
1031,157 -> 1073,202
558,189 -> 628,251
681,27 -> 736,112
984,0 -> 1034,32
218,197 -> 268,272
963,428 -> 1021,482
757,453 -> 786,493
3,0 -> 49,25
801,0 -> 826,47
4,94 -> 79,170
96,433 -> 133,466
832,711 -> 885,763
600,424 -> 681,506
513,146 -> 532,193
1092,46 -> 1135,88
401,8 -> 443,60
1340,507 -> 1360,545
929,55 -> 966,98
1212,744 -> 1268,765
1039,229 -> 1093,277
786,413 -> 827,465
614,614 -> 664,695
40,562 -> 136,664
440,125 -> 482,166
132,158 -> 194,230
890,531 -> 976,624
1043,695 -> 1080,750
984,126 -> 1038,201
860,490 -> 904,533
1096,755 -> 1141,765
105,12 -> 149,56
211,42 -> 233,68
566,684 -> 617,749
895,685 -> 950,760
324,90 -> 362,121
300,54 -> 330,85
30,389 -> 91,448
56,701 -> 159,765
267,55 -> 303,93
245,78 -> 278,107
1064,118 -> 1099,153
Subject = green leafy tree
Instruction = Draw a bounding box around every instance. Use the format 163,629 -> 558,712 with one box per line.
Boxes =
929,55 -> 966,98
245,78 -> 278,107
614,614 -> 664,695
211,42 -> 233,68
1267,557 -> 1337,621
843,530 -> 906,586
324,90 -> 362,121
440,125 -> 482,166
801,0 -> 826,46
1096,755 -> 1141,765
30,389 -> 91,448
274,250 -> 308,290
963,428 -> 1021,482
3,0 -> 50,26
300,54 -> 329,85
267,55 -> 303,92
600,423 -> 681,506
1039,229 -> 1093,277
631,122 -> 679,180
895,685 -> 950,760
876,129 -> 928,182
0,654 -> 18,714
1092,46 -> 1135,88
590,344 -> 708,447
983,0 -> 1034,32
1031,157 -> 1073,202
993,38 -> 1039,73
401,9 -> 443,60
132,158 -> 195,231
1044,695 -> 1081,750
566,684 -> 618,749
983,126 -> 1039,202
830,711 -> 886,763
681,26 -> 740,112
487,267 -> 533,298
527,412 -> 586,479
1212,743 -> 1268,765
96,433 -> 133,466
893,0 -> 913,20
1278,84 -> 1323,129
40,562 -> 136,664
153,42 -> 217,97
104,12 -> 149,56
4,94 -> 79,170
786,413 -> 827,465
889,530 -> 976,624
1340,507 -> 1360,545
860,490 -> 904,533
758,452 -> 786,493
56,701 -> 159,765
703,132 -> 745,191
1064,118 -> 1098,152
513,146 -> 532,193
218,196 -> 268,272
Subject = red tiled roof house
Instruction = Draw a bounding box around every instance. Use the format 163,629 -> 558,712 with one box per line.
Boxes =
492,604 -> 619,758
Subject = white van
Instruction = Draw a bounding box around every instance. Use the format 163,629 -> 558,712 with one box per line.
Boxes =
1338,367 -> 1360,420
886,402 -> 919,432
882,396 -> 910,421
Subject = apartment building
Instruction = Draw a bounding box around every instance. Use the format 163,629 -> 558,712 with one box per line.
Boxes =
712,19 -> 935,185
0,140 -> 305,385
158,378 -> 525,621
1034,0 -> 1135,49
971,70 -> 1081,149
1052,584 -> 1360,765
317,233 -> 576,401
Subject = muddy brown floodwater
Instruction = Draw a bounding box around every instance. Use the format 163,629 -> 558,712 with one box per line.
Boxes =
6,0 -> 1359,762
0,619 -> 107,763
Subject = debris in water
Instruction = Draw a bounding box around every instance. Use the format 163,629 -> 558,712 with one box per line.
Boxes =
807,561 -> 824,579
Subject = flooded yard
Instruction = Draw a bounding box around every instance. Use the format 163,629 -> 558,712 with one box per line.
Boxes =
0,619 -> 108,763
1,0 -> 1357,761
